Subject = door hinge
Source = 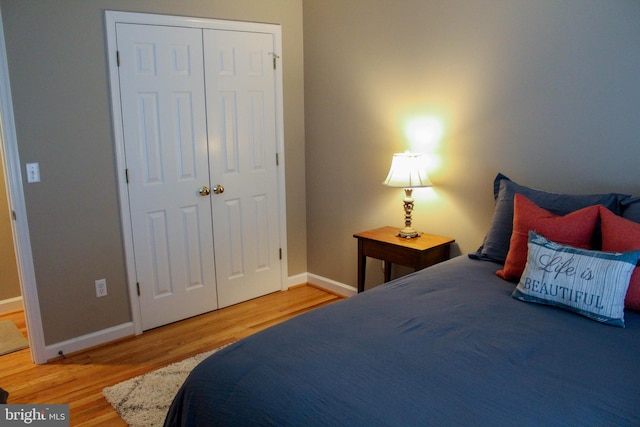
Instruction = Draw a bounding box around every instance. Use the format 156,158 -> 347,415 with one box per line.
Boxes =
11,210 -> 16,221
125,168 -> 129,183
270,52 -> 280,70
279,248 -> 282,260
116,51 -> 121,67
136,282 -> 141,296
275,153 -> 279,166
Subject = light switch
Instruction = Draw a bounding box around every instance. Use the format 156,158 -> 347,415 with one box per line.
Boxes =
26,162 -> 40,183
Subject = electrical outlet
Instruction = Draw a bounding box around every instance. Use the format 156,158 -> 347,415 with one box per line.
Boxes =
95,279 -> 107,298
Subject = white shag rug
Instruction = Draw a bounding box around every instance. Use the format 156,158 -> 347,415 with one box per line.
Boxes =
103,344 -> 231,426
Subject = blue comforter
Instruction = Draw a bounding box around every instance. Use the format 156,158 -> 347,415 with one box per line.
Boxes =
164,256 -> 640,426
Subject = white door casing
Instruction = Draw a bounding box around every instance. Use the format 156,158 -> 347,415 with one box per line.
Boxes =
0,6 -> 46,363
205,30 -> 282,308
106,12 -> 288,333
117,23 -> 218,330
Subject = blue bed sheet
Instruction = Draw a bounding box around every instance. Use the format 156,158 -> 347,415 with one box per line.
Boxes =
165,256 -> 640,426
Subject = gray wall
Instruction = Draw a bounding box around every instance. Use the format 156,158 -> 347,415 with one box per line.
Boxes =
303,0 -> 640,289
1,0 -> 306,344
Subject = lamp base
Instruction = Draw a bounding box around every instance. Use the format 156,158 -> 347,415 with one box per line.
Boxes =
397,188 -> 421,238
397,226 -> 420,239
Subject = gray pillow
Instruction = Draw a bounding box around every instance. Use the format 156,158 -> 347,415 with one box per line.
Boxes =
470,173 -> 629,264
621,197 -> 640,224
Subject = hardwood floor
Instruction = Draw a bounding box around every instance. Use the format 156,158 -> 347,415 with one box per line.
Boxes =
0,285 -> 343,426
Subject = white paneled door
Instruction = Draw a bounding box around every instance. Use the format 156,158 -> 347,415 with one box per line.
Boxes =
116,22 -> 282,330
204,30 -> 282,308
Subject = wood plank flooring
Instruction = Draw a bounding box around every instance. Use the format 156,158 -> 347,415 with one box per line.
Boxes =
0,285 -> 343,426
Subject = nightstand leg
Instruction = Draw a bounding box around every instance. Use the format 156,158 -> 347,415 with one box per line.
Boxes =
357,241 -> 365,293
384,261 -> 392,282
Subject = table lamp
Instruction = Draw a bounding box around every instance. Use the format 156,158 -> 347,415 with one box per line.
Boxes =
382,151 -> 432,238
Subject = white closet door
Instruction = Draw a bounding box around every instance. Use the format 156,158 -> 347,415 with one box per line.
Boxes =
204,29 -> 282,308
117,23 -> 218,330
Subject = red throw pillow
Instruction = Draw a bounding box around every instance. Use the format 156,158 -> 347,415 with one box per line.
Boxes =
496,194 -> 600,282
600,206 -> 640,311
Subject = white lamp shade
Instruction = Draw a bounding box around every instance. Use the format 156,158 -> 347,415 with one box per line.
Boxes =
382,152 -> 432,188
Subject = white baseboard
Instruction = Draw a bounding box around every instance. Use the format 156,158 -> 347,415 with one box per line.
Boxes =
44,322 -> 135,361
306,273 -> 357,297
286,272 -> 308,289
0,296 -> 23,314
287,272 -> 356,297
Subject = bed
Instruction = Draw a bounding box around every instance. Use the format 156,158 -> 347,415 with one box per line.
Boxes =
164,174 -> 640,426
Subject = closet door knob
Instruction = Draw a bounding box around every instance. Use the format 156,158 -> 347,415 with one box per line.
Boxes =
198,186 -> 211,196
213,184 -> 225,194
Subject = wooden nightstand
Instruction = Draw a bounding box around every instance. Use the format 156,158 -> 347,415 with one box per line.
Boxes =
353,226 -> 455,293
